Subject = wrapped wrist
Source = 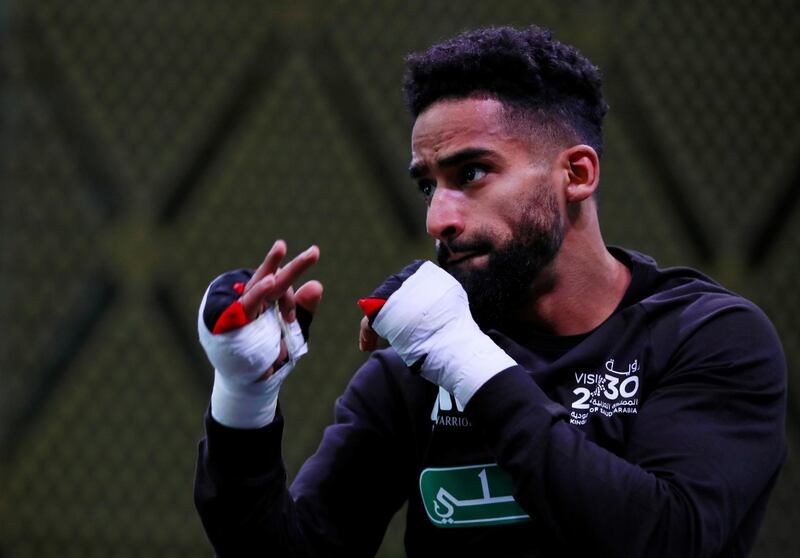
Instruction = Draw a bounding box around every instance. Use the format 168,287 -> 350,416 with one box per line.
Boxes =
371,261 -> 517,407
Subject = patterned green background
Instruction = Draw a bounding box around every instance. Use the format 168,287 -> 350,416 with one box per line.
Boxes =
1,1 -> 798,556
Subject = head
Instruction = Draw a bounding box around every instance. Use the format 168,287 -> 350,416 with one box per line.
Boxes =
403,26 -> 607,327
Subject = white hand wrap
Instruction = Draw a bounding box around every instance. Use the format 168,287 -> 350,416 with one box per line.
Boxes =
197,286 -> 308,429
371,261 -> 516,407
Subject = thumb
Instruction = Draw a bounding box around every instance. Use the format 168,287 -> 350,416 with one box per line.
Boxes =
294,280 -> 323,342
359,315 -> 380,352
295,280 -> 324,314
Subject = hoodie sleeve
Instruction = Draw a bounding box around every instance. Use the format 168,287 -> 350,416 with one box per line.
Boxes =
465,301 -> 787,558
194,351 -> 414,557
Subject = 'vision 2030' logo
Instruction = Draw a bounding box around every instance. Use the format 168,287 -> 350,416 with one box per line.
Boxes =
569,356 -> 641,425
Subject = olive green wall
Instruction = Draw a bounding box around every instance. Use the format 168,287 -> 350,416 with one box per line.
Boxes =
1,1 -> 798,556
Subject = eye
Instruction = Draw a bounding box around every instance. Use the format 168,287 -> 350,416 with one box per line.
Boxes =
417,179 -> 436,201
459,164 -> 487,185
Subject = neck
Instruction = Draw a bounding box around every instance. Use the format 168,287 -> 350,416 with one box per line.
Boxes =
519,204 -> 631,336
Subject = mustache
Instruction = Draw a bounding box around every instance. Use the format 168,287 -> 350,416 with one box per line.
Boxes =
436,238 -> 494,266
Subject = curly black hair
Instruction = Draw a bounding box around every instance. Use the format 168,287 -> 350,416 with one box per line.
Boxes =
402,25 -> 609,156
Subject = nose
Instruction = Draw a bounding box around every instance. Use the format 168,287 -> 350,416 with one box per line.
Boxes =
426,187 -> 465,242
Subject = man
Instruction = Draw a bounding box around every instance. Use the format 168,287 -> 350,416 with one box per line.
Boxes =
194,26 -> 786,557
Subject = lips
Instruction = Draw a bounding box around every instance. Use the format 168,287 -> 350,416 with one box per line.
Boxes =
437,240 -> 493,269
446,251 -> 486,267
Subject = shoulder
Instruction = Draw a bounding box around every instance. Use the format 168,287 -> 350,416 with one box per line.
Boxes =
614,247 -> 776,331
613,247 -> 785,383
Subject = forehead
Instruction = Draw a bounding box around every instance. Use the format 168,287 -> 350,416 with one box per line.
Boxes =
410,98 -> 530,165
412,98 -> 506,148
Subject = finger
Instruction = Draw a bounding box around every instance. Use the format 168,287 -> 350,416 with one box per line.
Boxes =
242,246 -> 319,319
246,240 -> 287,292
295,280 -> 324,315
240,273 -> 275,320
359,315 -> 379,352
277,285 -> 296,323
270,245 -> 320,296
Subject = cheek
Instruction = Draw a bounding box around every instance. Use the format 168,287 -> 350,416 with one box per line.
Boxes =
469,171 -> 555,241
508,183 -> 562,233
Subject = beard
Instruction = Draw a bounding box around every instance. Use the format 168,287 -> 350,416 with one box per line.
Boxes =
436,188 -> 563,329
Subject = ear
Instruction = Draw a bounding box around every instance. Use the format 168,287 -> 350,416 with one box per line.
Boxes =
559,145 -> 599,203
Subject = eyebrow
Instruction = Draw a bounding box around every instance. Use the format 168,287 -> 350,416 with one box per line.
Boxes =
408,147 -> 494,179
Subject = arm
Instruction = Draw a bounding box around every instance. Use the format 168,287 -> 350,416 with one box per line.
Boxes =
471,304 -> 785,557
194,242 -> 410,556
365,262 -> 786,557
194,351 -> 412,557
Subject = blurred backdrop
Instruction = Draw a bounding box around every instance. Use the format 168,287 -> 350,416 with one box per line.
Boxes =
1,0 -> 798,556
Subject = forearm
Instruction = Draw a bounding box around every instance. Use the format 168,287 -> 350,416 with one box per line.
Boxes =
194,409 -> 316,557
466,369 -> 670,555
194,354 -> 413,558
466,366 -> 785,557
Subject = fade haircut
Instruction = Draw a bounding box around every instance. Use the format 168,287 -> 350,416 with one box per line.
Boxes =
402,26 -> 609,157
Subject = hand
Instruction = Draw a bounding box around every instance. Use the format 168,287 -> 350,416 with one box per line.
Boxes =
358,260 -> 425,352
359,261 -> 516,407
240,240 -> 323,378
198,240 -> 323,428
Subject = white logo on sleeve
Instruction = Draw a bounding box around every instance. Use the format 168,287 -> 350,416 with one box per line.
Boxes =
570,356 -> 641,425
431,386 -> 472,428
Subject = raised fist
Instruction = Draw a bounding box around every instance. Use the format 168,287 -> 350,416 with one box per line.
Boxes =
359,260 -> 516,407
